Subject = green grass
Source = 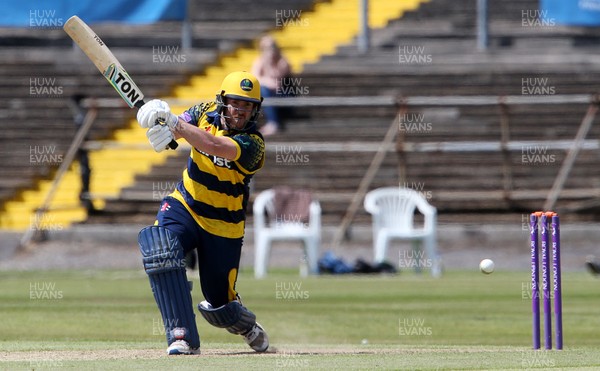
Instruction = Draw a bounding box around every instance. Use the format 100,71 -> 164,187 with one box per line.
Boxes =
1,269 -> 599,369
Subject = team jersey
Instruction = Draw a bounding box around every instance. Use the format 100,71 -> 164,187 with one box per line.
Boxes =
169,102 -> 265,239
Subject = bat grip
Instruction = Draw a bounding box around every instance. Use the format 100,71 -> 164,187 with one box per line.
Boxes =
167,137 -> 178,150
158,119 -> 179,150
136,100 -> 178,150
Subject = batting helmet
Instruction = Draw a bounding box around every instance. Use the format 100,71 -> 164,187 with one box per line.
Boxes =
216,71 -> 263,130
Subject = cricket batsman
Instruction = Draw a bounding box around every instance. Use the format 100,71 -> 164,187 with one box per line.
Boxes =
136,71 -> 269,355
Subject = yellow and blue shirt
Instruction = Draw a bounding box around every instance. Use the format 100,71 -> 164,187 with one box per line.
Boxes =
169,102 -> 265,239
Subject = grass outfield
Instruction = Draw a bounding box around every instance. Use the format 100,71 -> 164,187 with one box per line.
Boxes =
0,269 -> 599,369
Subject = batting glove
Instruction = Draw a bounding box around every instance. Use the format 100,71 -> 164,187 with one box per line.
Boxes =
146,124 -> 174,152
137,99 -> 179,130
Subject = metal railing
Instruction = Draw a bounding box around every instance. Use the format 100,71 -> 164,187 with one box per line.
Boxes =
22,94 -> 600,249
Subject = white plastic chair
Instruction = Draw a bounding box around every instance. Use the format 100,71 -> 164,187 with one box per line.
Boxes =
364,187 -> 442,277
253,188 -> 321,278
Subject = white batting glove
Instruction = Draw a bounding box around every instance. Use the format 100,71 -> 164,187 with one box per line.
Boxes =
146,125 -> 174,152
137,99 -> 179,129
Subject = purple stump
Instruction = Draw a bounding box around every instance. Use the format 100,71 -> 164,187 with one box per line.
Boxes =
530,213 -> 540,350
541,213 -> 552,349
552,214 -> 563,350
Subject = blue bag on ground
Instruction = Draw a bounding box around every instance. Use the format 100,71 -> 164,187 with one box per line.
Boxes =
318,251 -> 354,274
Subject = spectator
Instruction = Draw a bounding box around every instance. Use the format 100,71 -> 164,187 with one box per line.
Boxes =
252,35 -> 292,136
68,93 -> 97,215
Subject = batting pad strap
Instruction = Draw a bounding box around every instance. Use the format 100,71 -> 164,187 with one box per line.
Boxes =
198,300 -> 256,335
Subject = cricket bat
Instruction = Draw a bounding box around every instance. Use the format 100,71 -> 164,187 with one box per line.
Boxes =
63,15 -> 177,149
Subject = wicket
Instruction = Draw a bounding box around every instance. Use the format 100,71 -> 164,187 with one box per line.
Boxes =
530,211 -> 562,350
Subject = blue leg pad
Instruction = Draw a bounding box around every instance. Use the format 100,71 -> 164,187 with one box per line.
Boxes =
139,226 -> 200,348
198,300 -> 256,335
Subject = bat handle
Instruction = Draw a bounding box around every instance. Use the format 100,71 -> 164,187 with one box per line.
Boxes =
167,138 -> 178,150
155,118 -> 179,150
136,100 -> 178,150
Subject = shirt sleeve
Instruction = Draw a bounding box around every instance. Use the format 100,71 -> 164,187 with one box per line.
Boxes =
179,103 -> 210,127
230,133 -> 265,173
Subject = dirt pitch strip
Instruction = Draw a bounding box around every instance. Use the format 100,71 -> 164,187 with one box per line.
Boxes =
0,344 -> 520,361
4,344 -> 587,370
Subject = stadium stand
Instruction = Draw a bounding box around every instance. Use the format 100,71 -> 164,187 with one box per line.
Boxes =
91,0 -> 600,226
264,0 -> 600,224
0,0 -> 428,230
258,0 -> 600,224
2,0 -> 600,233
0,0 -> 326,229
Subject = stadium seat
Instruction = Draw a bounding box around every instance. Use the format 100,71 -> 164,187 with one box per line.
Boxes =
253,187 -> 321,278
364,187 -> 441,277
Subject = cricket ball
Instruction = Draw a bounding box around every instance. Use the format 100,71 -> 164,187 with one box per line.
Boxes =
479,259 -> 495,274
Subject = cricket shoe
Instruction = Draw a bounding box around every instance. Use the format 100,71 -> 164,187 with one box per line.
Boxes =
243,323 -> 269,352
167,340 -> 200,355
